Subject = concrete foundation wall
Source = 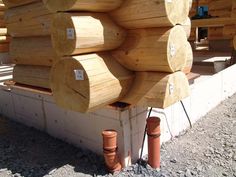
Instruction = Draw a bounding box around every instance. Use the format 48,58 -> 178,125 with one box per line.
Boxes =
1,64 -> 236,167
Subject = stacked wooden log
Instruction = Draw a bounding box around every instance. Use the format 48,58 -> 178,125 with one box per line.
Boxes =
0,0 -> 10,63
190,0 -> 236,50
208,0 -> 235,42
46,0 -> 192,113
3,0 -> 55,88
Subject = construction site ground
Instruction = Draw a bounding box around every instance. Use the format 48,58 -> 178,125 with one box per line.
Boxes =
0,93 -> 235,177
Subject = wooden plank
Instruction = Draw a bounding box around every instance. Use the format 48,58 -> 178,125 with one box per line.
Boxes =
192,18 -> 236,27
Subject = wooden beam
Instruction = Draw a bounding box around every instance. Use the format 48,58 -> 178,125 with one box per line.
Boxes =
192,18 -> 236,28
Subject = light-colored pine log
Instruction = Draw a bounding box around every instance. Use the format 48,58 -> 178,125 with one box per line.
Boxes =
5,1 -> 52,37
10,36 -> 57,66
121,71 -> 190,108
13,65 -> 51,89
112,25 -> 189,72
51,13 -> 126,56
0,2 -> 5,10
189,0 -> 193,11
43,0 -> 123,13
183,17 -> 191,39
0,28 -> 7,35
110,0 -> 189,29
192,18 -> 236,28
2,0 -> 40,9
182,42 -> 193,74
50,53 -> 134,113
0,36 -> 10,43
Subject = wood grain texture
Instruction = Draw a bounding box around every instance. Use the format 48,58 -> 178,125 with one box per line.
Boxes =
50,53 -> 134,113
192,18 -> 236,28
10,36 -> 58,66
43,0 -> 123,13
2,0 -> 40,8
121,71 -> 190,108
234,36 -> 236,49
182,42 -> 193,74
110,0 -> 189,29
0,35 -> 10,43
5,1 -> 52,37
0,28 -> 7,35
183,17 -> 191,39
51,12 -> 126,56
112,25 -> 189,72
13,65 -> 51,89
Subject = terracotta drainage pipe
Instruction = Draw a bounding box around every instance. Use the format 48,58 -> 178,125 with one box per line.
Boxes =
102,130 -> 121,173
146,117 -> 161,169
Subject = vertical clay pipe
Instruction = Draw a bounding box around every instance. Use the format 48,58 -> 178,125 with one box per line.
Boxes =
102,130 -> 121,173
146,117 -> 161,169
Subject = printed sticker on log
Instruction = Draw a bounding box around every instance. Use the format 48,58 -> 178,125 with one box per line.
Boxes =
169,83 -> 174,95
170,44 -> 176,57
74,70 -> 84,80
67,28 -> 75,40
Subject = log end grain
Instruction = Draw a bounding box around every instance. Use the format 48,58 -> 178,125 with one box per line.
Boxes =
50,53 -> 134,113
122,71 -> 190,108
51,13 -> 127,56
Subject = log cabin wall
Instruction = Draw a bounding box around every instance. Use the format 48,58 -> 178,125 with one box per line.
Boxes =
3,0 -> 192,114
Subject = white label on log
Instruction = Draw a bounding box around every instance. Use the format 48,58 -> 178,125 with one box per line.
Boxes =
74,70 -> 84,80
169,83 -> 174,95
170,44 -> 176,57
166,0 -> 172,2
67,28 -> 75,40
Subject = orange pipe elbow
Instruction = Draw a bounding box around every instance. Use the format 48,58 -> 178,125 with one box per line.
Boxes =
102,130 -> 121,173
146,117 -> 161,169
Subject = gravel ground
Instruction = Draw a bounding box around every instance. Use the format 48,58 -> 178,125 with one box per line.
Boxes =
0,94 -> 235,177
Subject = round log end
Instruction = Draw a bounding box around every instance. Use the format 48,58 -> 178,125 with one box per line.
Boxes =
182,17 -> 191,39
167,25 -> 188,72
182,42 -> 193,74
162,71 -> 190,108
51,57 -> 90,113
165,0 -> 189,25
51,13 -> 76,56
51,53 -> 134,113
43,0 -> 77,12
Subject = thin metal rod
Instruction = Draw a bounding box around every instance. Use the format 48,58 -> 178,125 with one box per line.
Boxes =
139,107 -> 153,160
180,100 -> 192,128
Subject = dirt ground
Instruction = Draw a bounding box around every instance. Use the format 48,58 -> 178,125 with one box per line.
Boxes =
0,93 -> 235,177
